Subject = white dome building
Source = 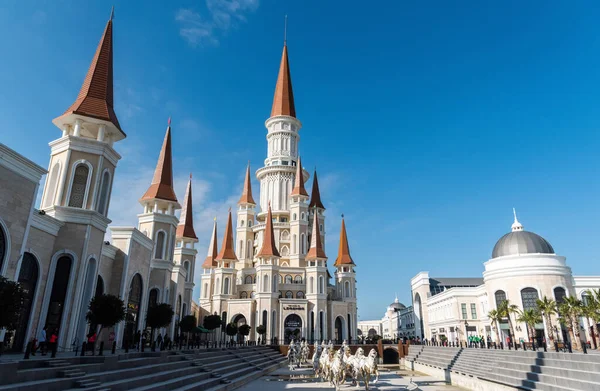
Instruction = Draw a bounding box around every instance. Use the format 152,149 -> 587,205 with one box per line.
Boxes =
411,210 -> 600,345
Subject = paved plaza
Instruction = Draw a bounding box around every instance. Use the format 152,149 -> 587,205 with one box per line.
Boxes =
238,366 -> 462,391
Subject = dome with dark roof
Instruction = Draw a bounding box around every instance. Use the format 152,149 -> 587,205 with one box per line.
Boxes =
389,299 -> 406,310
492,230 -> 554,259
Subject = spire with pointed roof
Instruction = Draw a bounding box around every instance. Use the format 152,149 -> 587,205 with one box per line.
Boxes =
176,175 -> 197,239
238,163 -> 256,205
291,157 -> 308,197
141,120 -> 178,203
306,208 -> 326,260
257,204 -> 280,258
511,208 -> 523,232
216,209 -> 237,261
308,170 -> 325,209
334,216 -> 354,266
53,11 -> 124,138
202,219 -> 218,268
270,43 -> 296,118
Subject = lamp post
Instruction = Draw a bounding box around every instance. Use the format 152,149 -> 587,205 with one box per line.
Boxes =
465,320 -> 469,347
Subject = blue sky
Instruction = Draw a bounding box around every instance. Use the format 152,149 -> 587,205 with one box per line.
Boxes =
1,1 -> 600,321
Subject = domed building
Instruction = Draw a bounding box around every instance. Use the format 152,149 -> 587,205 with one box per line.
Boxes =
411,210 -> 600,346
358,296 -> 416,341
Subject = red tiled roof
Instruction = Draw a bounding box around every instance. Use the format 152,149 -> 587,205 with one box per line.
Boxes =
216,210 -> 237,261
291,157 -> 308,197
202,220 -> 218,268
238,163 -> 256,205
141,124 -> 178,202
308,170 -> 325,209
176,175 -> 197,239
270,45 -> 296,118
334,218 -> 354,266
257,205 -> 280,258
306,210 -> 326,260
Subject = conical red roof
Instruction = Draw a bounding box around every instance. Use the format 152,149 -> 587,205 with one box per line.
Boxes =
291,157 -> 308,197
334,218 -> 354,266
309,170 -> 325,209
202,220 -> 218,268
238,163 -> 256,205
216,210 -> 237,261
55,15 -> 123,134
176,175 -> 197,239
306,210 -> 326,260
271,45 -> 296,118
141,122 -> 178,203
257,205 -> 280,258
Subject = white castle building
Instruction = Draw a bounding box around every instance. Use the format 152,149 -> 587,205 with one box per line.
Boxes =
411,211 -> 600,345
198,40 -> 359,344
358,297 -> 416,341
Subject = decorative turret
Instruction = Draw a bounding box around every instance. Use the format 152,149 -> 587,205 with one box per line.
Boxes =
140,119 -> 180,211
257,204 -> 280,258
291,156 -> 308,197
216,209 -> 237,265
334,216 -> 354,267
271,43 -> 295,118
306,208 -> 326,260
202,219 -> 218,268
238,163 -> 256,205
176,174 -> 197,240
53,8 -> 125,142
309,170 -> 325,210
511,208 -> 523,232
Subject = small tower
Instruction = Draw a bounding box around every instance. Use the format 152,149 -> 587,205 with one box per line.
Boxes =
308,169 -> 326,253
138,120 -> 181,265
305,208 -> 328,341
255,204 -> 281,341
236,163 -> 256,268
334,216 -> 358,341
174,175 -> 199,317
289,156 -> 309,267
199,219 -> 218,315
40,12 -> 125,220
213,209 -> 238,321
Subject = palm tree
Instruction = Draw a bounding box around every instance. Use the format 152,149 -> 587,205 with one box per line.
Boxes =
558,296 -> 583,350
581,301 -> 597,349
497,300 -> 519,344
536,296 -> 557,343
487,309 -> 502,344
584,289 -> 600,349
517,309 -> 542,344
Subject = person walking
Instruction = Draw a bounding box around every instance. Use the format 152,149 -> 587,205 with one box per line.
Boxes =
38,327 -> 47,355
49,329 -> 58,357
87,332 -> 97,355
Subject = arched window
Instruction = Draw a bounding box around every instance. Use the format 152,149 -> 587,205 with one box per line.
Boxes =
203,283 -> 208,298
286,291 -> 293,299
68,163 -> 91,208
240,291 -> 248,299
223,277 -> 230,295
554,287 -> 567,305
319,276 -> 324,294
264,274 -> 270,292
13,252 -> 39,350
184,261 -> 190,282
97,170 -> 111,216
250,291 -> 255,298
344,281 -> 350,298
169,234 -> 175,260
0,224 -> 6,273
244,275 -> 253,284
278,291 -> 283,298
293,213 -> 297,220
521,288 -> 539,311
240,220 -> 245,227
285,275 -> 293,284
124,274 -> 143,343
309,277 -> 314,294
494,290 -> 507,308
247,240 -> 252,259
45,255 -> 72,334
292,234 -> 297,254
215,278 -> 220,294
301,234 -> 305,254
44,162 -> 61,207
301,212 -> 305,221
238,240 -> 243,258
148,288 -> 159,308
294,275 -> 302,284
297,291 -> 304,299
154,231 -> 166,259
278,275 -> 282,284
281,231 -> 289,240
281,246 -> 289,256
248,220 -> 252,227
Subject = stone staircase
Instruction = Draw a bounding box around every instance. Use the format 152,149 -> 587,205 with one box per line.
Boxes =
0,346 -> 286,391
405,345 -> 600,391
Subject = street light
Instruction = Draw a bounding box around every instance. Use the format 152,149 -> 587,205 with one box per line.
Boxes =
465,320 -> 469,346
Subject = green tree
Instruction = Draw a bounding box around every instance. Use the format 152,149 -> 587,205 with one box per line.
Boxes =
146,303 -> 174,342
203,314 -> 221,341
256,324 -> 266,337
179,315 -> 197,343
86,294 -> 126,343
517,309 -> 542,343
497,300 -> 519,342
239,324 -> 251,341
536,296 -> 557,343
226,323 -> 238,341
0,276 -> 25,331
487,309 -> 502,344
586,289 -> 600,349
558,296 -> 583,350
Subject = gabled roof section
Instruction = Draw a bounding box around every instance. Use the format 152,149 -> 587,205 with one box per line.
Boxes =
306,209 -> 326,260
257,204 -> 280,258
291,157 -> 308,197
55,14 -> 123,135
238,163 -> 256,205
216,210 -> 237,261
308,170 -> 325,209
141,122 -> 178,203
202,219 -> 218,268
334,217 -> 354,266
176,175 -> 197,239
270,45 -> 296,118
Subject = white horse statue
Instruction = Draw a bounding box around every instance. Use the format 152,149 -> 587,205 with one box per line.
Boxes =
359,348 -> 380,390
287,339 -> 300,370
